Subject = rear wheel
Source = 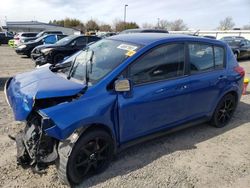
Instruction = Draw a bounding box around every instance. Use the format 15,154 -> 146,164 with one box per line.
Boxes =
211,94 -> 237,128
57,130 -> 114,186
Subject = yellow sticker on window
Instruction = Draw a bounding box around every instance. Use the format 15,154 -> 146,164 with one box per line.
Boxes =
126,50 -> 136,57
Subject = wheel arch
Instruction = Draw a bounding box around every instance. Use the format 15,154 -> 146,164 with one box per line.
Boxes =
73,123 -> 118,151
210,89 -> 239,118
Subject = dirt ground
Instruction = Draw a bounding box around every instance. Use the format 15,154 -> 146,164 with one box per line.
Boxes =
0,45 -> 250,188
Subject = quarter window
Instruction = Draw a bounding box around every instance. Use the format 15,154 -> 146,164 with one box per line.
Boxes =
214,46 -> 224,69
129,43 -> 185,85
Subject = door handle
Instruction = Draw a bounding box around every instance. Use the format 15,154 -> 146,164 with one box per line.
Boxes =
154,88 -> 166,94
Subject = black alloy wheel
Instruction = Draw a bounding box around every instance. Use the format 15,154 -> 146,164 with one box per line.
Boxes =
211,94 -> 237,128
64,130 -> 114,185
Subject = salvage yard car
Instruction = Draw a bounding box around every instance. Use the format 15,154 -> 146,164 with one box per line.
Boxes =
15,34 -> 67,57
5,33 -> 245,186
31,35 -> 100,66
221,36 -> 250,60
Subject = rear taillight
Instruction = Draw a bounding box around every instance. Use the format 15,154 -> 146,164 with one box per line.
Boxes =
234,66 -> 245,77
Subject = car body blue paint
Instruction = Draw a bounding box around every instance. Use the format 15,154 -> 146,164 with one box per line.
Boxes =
6,34 -> 243,145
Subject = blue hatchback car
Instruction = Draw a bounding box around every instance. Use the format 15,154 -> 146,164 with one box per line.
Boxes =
5,33 -> 245,185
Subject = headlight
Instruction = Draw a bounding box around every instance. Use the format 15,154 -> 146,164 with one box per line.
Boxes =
18,45 -> 26,49
41,48 -> 53,55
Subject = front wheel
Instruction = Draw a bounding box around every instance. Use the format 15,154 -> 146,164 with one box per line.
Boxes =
211,94 -> 237,128
57,130 -> 114,185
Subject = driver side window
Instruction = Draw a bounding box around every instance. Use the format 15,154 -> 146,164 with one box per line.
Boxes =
128,43 -> 185,85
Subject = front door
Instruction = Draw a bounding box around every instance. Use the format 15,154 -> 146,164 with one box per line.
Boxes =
117,43 -> 191,143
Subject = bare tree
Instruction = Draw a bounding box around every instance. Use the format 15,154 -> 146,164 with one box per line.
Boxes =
217,17 -> 235,30
170,19 -> 188,31
142,23 -> 155,29
113,19 -> 139,32
99,24 -> 112,31
158,19 -> 170,30
85,19 -> 99,31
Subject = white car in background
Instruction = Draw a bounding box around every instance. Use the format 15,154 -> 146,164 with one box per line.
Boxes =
14,32 -> 38,47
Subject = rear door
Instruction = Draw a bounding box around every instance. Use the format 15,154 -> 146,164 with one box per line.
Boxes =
186,42 -> 227,117
117,43 -> 191,143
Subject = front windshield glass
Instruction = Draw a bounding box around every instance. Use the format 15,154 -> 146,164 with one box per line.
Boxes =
68,39 -> 141,85
56,35 -> 76,45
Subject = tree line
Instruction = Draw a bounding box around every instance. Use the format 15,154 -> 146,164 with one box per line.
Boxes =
49,17 -> 250,32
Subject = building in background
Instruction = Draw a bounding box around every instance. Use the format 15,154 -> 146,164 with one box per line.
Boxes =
3,21 -> 80,35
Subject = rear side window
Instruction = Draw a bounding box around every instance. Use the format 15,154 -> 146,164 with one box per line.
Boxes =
129,43 -> 185,85
214,46 -> 224,69
188,43 -> 224,74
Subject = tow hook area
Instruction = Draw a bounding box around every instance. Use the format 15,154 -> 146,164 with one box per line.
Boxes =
11,123 -> 58,173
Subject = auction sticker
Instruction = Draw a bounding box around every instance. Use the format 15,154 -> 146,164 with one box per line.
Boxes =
117,44 -> 138,51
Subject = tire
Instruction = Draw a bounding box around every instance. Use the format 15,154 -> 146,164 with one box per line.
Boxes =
57,129 -> 114,186
53,53 -> 64,64
211,94 -> 237,128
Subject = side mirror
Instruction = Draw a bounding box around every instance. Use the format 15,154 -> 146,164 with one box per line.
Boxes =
240,43 -> 244,47
115,79 -> 131,92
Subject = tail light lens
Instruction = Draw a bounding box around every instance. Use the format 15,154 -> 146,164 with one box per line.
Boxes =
234,65 -> 245,77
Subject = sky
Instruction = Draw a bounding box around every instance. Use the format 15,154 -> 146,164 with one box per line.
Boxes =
0,0 -> 249,30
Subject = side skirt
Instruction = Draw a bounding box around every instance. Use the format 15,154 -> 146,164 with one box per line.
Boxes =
117,117 -> 209,152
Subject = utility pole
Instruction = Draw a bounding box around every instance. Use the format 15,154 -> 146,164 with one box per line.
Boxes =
124,4 -> 128,29
157,18 -> 160,29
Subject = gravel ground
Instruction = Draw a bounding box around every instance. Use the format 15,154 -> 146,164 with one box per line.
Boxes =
0,45 -> 250,188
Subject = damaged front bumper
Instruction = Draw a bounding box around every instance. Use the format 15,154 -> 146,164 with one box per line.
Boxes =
14,119 -> 58,171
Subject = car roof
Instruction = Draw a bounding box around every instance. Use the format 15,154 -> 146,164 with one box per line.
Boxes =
121,28 -> 168,34
109,33 -> 225,46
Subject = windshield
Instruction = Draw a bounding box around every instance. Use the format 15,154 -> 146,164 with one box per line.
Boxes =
67,39 -> 141,85
56,35 -> 76,45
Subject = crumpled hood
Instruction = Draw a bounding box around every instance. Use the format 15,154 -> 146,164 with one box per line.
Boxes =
6,66 -> 85,120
